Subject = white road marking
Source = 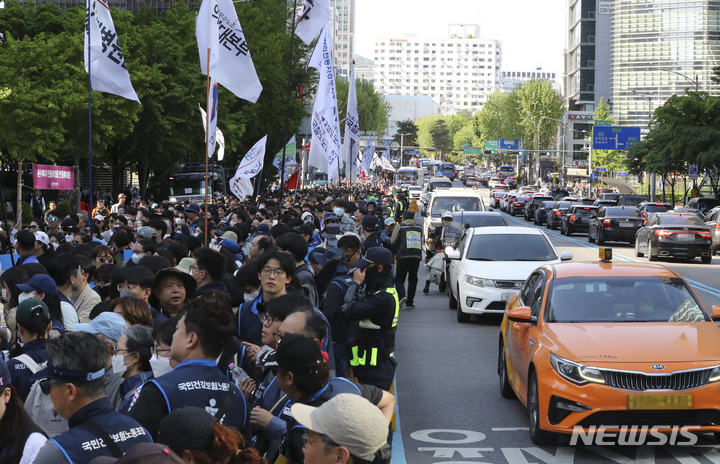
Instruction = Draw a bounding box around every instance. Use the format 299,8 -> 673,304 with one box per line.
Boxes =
492,427 -> 531,432
418,447 -> 493,458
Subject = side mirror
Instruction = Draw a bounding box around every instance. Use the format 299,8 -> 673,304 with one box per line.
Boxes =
589,214 -> 596,219
506,306 -> 537,323
465,223 -> 471,229
420,205 -> 427,217
712,305 -> 720,321
446,248 -> 461,260
560,251 -> 573,261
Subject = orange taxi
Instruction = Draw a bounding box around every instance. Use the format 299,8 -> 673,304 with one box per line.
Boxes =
499,250 -> 720,444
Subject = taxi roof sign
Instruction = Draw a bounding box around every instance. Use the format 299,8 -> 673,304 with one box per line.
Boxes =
599,247 -> 612,263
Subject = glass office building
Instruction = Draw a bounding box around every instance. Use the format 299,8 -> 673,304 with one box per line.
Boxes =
611,0 -> 720,127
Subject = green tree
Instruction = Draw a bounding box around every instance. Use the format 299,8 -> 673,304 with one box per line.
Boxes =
392,120 -> 419,148
452,124 -> 478,151
336,77 -> 391,136
512,80 -> 565,151
430,119 -> 452,154
416,114 -> 444,151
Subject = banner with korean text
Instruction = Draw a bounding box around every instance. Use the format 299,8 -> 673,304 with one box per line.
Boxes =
33,165 -> 75,190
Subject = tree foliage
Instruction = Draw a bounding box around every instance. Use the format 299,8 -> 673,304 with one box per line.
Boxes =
336,77 -> 391,136
392,120 -> 419,148
512,79 -> 565,150
429,119 -> 452,153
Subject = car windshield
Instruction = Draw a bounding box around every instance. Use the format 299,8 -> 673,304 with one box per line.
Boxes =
430,181 -> 452,191
465,234 -> 557,261
533,197 -> 553,204
546,276 -> 707,323
572,207 -> 597,216
432,197 -> 481,217
452,214 -> 507,227
555,202 -> 573,209
603,207 -> 641,217
541,201 -> 556,208
658,215 -> 705,226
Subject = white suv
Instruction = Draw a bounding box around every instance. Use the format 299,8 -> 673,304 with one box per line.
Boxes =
420,189 -> 485,252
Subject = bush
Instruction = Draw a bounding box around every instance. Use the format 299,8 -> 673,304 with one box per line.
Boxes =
56,200 -> 72,218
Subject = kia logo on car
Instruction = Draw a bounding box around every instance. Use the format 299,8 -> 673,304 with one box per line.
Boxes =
651,364 -> 665,370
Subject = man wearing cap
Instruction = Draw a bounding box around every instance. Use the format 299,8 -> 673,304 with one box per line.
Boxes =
360,216 -> 382,256
31,332 -> 152,464
274,334 -> 395,464
422,211 -> 461,294
110,193 -> 127,214
321,224 -> 342,248
152,268 -> 196,318
7,299 -> 51,401
127,300 -> 248,442
380,218 -> 395,249
293,394 -> 392,464
184,204 -> 201,232
391,210 -> 423,309
338,247 -> 399,391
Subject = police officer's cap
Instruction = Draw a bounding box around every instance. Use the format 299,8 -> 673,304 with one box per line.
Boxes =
355,247 -> 394,270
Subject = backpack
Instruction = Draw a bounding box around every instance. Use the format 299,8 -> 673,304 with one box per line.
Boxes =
18,355 -> 69,438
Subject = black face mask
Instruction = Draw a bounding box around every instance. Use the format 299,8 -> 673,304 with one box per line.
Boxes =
364,267 -> 381,290
96,285 -> 110,299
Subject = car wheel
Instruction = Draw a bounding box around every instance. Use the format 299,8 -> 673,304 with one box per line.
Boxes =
597,230 -> 605,245
702,255 -> 712,264
528,371 -> 557,445
550,219 -> 556,230
648,240 -> 658,261
498,340 -> 515,399
438,274 -> 447,293
449,284 -> 458,309
456,299 -> 470,323
588,228 -> 596,243
635,239 -> 644,257
566,226 -> 573,236
546,219 -> 551,229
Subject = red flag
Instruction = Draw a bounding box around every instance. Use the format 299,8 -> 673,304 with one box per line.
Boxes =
284,166 -> 301,190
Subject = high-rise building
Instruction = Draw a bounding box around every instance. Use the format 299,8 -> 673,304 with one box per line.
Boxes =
19,0 -> 171,15
501,68 -> 560,94
372,24 -> 502,114
330,0 -> 354,76
610,0 -> 720,127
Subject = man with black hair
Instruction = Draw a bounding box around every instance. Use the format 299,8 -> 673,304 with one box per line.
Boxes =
73,255 -> 101,323
276,233 -> 317,307
191,247 -> 230,298
148,219 -> 169,249
337,235 -> 361,269
120,266 -> 167,327
15,229 -> 40,266
270,223 -> 292,246
127,239 -> 157,267
127,301 -> 249,441
47,254 -> 83,332
248,235 -> 272,261
332,200 -> 356,234
31,332 -> 152,463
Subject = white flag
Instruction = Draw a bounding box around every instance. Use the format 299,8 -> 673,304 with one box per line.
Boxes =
342,64 -> 360,182
229,135 -> 266,199
216,129 -> 225,161
197,83 -> 222,159
197,0 -> 262,103
84,0 -> 140,102
294,0 -> 330,45
307,25 -> 341,181
230,176 -> 253,199
361,137 -> 374,172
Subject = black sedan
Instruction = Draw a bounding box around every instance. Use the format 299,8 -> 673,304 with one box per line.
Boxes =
560,205 -> 598,236
636,202 -> 673,222
524,196 -> 553,221
635,212 -> 713,264
533,200 -> 556,226
546,201 -> 576,230
588,206 -> 643,245
508,195 -> 531,216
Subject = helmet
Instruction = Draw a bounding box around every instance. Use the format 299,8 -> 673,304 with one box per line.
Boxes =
442,211 -> 453,220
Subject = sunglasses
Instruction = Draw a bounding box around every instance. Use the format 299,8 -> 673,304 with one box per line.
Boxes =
39,379 -> 65,395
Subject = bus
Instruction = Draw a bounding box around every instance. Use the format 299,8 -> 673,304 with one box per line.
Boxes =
160,163 -> 227,204
396,167 -> 421,186
498,165 -> 515,178
312,170 -> 328,186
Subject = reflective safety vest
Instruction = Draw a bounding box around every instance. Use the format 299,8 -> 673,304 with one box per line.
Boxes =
350,287 -> 399,367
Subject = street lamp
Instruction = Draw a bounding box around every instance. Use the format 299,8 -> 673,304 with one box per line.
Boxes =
632,89 -> 656,201
658,67 -> 700,92
541,116 -> 566,185
395,133 -> 411,167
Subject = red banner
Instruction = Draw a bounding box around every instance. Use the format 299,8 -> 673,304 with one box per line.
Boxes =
284,167 -> 301,190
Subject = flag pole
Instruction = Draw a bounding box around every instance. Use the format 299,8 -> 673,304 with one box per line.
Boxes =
204,48 -> 211,247
88,0 -> 93,219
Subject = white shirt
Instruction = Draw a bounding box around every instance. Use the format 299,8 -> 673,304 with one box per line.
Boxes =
19,431 -> 47,464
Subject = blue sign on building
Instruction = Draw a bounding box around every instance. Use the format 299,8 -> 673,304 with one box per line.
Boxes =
590,172 -> 598,181
498,139 -> 520,150
592,127 -> 642,151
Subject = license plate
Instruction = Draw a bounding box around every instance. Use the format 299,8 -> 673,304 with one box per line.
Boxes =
501,292 -> 515,302
627,395 -> 692,410
676,234 -> 694,241
620,222 -> 635,227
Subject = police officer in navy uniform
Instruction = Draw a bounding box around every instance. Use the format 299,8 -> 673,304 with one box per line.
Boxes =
127,299 -> 248,441
391,210 -> 423,309
339,247 -> 399,391
274,334 -> 395,464
31,332 -> 152,464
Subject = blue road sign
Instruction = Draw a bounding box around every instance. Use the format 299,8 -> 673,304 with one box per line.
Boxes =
618,172 -> 628,176
592,126 -> 642,151
590,172 -> 599,181
499,139 -> 520,150
406,150 -> 420,155
596,167 -> 607,172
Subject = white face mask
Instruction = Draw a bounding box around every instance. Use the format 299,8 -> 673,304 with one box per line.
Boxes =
131,253 -> 142,264
51,242 -> 60,250
1,288 -> 7,301
244,291 -> 259,302
150,355 -> 173,378
164,220 -> 171,228
334,208 -> 344,218
18,292 -> 35,305
112,353 -> 133,376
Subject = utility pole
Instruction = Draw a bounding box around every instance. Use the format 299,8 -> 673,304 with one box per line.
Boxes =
632,89 -> 655,200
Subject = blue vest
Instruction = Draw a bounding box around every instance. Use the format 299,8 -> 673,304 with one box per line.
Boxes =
8,339 -> 50,401
238,294 -> 264,346
149,359 -> 247,432
50,398 -> 152,464
118,371 -> 153,415
280,378 -> 362,464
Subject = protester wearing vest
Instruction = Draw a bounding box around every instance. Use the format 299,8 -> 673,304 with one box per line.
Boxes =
0,357 -> 47,464
7,299 -> 51,402
31,332 -> 152,464
338,247 -> 399,391
274,334 -> 395,464
391,211 -> 423,309
292,394 -> 393,464
127,299 -> 249,442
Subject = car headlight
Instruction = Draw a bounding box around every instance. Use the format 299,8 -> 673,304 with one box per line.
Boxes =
708,366 -> 720,383
465,275 -> 495,287
549,353 -> 605,385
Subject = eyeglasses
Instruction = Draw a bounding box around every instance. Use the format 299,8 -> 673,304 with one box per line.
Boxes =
39,379 -> 65,395
261,267 -> 286,277
29,225 -> 38,229
302,430 -> 336,448
97,256 -> 111,263
272,331 -> 283,343
47,217 -> 59,222
154,348 -> 171,357
262,314 -> 279,326
117,284 -> 140,292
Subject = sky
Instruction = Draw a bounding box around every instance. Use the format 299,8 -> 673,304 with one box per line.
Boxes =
354,0 -> 567,76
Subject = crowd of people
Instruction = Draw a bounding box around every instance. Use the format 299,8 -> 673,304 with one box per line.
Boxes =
0,184 -> 430,464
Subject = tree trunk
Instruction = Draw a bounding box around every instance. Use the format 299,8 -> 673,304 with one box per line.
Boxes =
75,152 -> 81,213
16,158 -> 23,227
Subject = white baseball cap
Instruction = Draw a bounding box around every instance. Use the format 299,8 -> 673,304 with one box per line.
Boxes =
34,231 -> 49,246
291,394 -> 390,461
